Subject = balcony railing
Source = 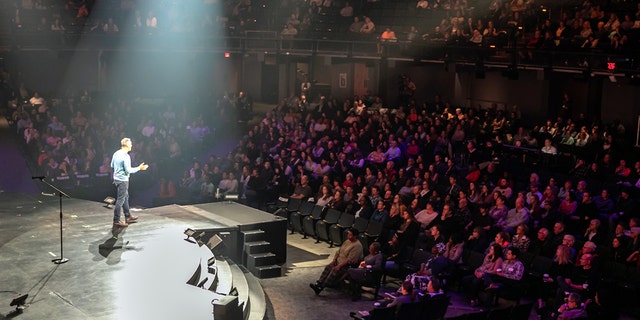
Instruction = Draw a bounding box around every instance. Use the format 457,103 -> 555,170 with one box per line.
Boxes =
2,31 -> 638,74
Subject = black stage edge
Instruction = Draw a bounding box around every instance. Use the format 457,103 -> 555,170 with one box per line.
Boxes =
0,194 -> 281,320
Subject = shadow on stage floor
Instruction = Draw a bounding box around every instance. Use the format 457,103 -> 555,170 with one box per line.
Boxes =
0,192 -> 245,320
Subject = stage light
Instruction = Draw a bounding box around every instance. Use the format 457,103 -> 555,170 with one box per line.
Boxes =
103,197 -> 115,209
184,228 -> 203,244
225,194 -> 239,200
10,293 -> 28,310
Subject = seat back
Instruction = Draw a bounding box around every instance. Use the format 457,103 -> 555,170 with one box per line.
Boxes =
395,301 -> 422,320
510,302 -> 533,320
303,206 -> 326,239
421,294 -> 450,320
337,213 -> 356,228
363,220 -> 384,239
298,201 -> 315,216
601,261 -> 630,283
465,310 -> 490,320
352,217 -> 370,233
465,251 -> 486,270
519,251 -> 536,268
292,202 -> 314,235
330,215 -> 355,246
403,248 -> 431,272
487,306 -> 513,320
316,209 -> 343,242
528,255 -> 553,278
323,208 -> 342,224
310,204 -> 327,219
368,306 -> 396,320
286,197 -> 303,212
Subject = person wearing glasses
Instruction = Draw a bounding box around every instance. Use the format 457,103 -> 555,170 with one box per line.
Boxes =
556,292 -> 587,319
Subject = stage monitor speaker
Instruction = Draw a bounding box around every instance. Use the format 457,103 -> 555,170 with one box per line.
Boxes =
213,295 -> 242,320
207,232 -> 230,256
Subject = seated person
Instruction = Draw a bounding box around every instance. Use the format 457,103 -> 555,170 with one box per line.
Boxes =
281,23 -> 298,37
555,292 -> 588,319
310,229 -> 364,295
422,277 -> 445,298
290,175 -> 312,200
483,246 -> 525,290
383,280 -> 418,308
541,138 -> 558,155
461,243 -> 503,306
403,243 -> 449,292
347,242 -> 384,300
359,16 -> 375,34
350,281 -> 418,320
554,253 -> 599,306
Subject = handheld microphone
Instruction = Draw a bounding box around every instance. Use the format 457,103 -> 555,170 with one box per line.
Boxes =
32,176 -> 45,180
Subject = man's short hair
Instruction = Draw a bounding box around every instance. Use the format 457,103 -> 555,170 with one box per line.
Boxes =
121,137 -> 131,147
429,278 -> 442,292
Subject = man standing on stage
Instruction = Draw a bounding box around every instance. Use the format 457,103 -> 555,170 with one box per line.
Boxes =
111,138 -> 148,227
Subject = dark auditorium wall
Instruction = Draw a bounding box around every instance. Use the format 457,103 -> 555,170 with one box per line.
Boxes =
8,51 -> 239,99
377,63 -> 457,106
11,51 -> 98,96
374,63 -> 552,125
600,80 -> 640,126
457,70 -> 550,125
8,52 -> 640,129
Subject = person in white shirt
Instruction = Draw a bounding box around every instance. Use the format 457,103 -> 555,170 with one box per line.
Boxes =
541,139 -> 558,155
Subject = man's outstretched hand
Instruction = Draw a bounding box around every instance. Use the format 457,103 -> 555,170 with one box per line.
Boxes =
139,163 -> 149,170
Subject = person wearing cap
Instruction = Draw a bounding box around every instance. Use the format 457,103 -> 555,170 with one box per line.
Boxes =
110,137 -> 148,227
310,228 -> 363,295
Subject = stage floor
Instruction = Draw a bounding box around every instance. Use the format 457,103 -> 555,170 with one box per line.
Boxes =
0,192 -> 234,320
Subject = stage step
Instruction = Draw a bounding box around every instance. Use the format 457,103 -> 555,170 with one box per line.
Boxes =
247,252 -> 277,269
242,229 -> 266,242
251,264 -> 282,279
244,241 -> 271,255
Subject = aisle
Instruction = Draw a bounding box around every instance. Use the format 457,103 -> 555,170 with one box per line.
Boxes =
0,116 -> 39,194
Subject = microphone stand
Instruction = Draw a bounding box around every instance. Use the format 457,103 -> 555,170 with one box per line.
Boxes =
36,177 -> 71,264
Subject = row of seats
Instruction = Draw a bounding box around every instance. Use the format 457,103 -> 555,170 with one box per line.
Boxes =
350,293 -> 451,320
272,198 -> 384,250
445,302 -> 534,320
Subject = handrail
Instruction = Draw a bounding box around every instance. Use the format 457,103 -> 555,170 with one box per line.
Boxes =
2,31 -> 638,73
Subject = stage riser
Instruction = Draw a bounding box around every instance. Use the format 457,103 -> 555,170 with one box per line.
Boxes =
251,265 -> 282,279
244,241 -> 271,255
247,252 -> 277,268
